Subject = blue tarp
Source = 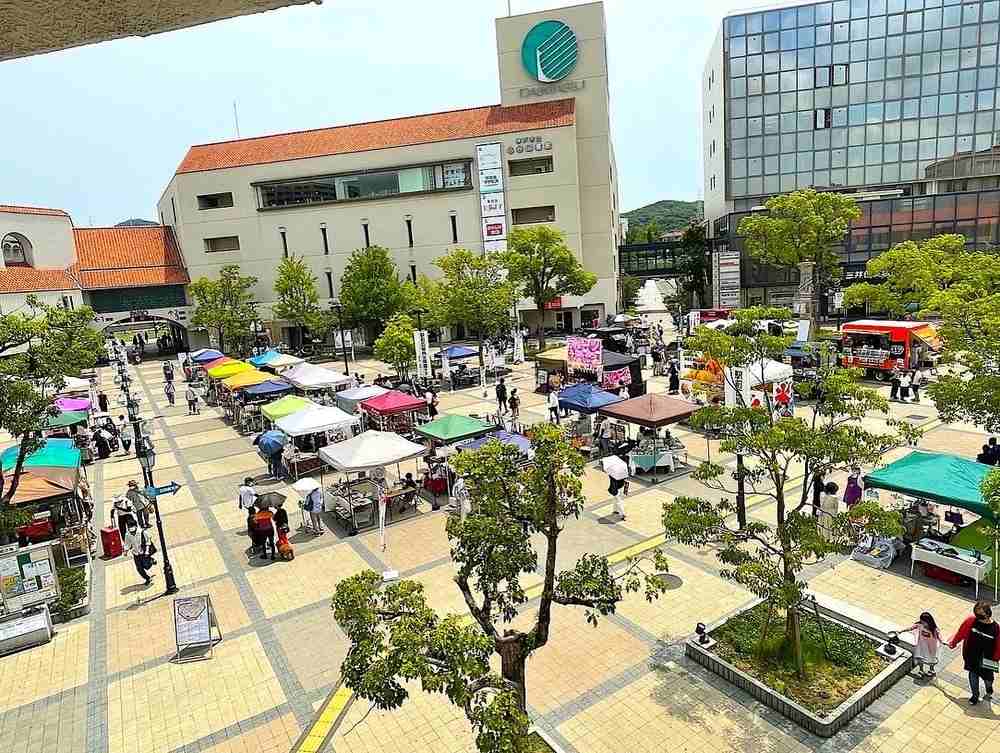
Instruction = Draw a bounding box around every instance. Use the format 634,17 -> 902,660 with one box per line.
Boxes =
1,438 -> 81,471
243,379 -> 294,397
557,383 -> 623,415
249,350 -> 280,366
191,349 -> 224,364
459,431 -> 533,457
437,345 -> 478,360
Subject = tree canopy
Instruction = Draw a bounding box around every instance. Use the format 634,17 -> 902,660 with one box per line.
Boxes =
333,425 -> 667,752
373,314 -> 415,377
0,297 -> 101,513
504,226 -> 596,350
188,265 -> 259,355
339,246 -> 409,338
272,255 -> 320,344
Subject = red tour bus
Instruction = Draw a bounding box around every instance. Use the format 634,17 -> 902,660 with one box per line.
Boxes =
839,320 -> 941,380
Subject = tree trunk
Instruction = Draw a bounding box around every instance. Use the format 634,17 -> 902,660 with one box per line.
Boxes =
536,304 -> 546,351
735,453 -> 747,529
496,636 -> 527,712
786,607 -> 804,678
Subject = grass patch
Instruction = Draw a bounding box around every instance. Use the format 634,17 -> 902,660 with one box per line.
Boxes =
524,732 -> 556,752
710,602 -> 887,715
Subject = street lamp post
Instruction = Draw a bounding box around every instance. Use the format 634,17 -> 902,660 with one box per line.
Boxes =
329,301 -> 350,376
115,357 -> 178,594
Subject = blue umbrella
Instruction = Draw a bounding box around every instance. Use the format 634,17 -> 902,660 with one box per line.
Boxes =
557,383 -> 623,415
255,430 -> 288,456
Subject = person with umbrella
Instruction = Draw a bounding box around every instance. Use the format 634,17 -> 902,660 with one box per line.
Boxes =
602,455 -> 629,521
255,430 -> 287,480
293,478 -> 325,535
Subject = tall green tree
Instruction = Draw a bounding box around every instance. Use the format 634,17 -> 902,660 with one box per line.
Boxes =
333,425 -> 667,752
339,246 -> 409,344
373,314 -> 415,378
188,265 -> 259,355
0,297 -> 101,515
663,307 -> 907,675
676,224 -> 710,312
620,274 -> 642,312
433,249 -> 517,376
738,189 -> 860,326
503,226 -> 596,350
625,219 -> 663,244
272,255 -> 320,349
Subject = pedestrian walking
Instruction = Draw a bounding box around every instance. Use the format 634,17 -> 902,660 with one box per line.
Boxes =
162,361 -> 174,383
508,388 -> 520,422
948,600 -> 1000,704
547,388 -> 560,424
97,390 -> 109,414
911,368 -> 924,402
164,381 -> 176,406
843,466 -> 863,508
495,378 -> 508,415
238,477 -> 257,537
668,362 -> 680,394
126,480 -> 151,528
111,494 -> 136,541
424,388 -> 438,418
185,386 -> 200,415
305,485 -> 325,535
118,415 -> 132,455
909,612 -> 943,677
252,501 -> 277,560
890,369 -> 901,401
123,522 -> 155,586
899,371 -> 912,402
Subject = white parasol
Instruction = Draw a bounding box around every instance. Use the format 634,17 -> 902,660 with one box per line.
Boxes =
292,477 -> 321,494
601,455 -> 629,480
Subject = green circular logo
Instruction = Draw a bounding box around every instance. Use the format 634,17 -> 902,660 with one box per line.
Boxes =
521,20 -> 578,83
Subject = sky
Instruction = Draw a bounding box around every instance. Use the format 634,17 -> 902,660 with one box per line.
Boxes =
0,0 -> 755,226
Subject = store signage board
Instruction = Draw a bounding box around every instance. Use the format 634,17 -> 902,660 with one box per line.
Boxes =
173,594 -> 222,662
478,168 -> 504,193
477,141 -> 508,254
0,542 -> 59,613
480,192 -> 506,218
475,143 -> 503,171
482,216 -> 508,241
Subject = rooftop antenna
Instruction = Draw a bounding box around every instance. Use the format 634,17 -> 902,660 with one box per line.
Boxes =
233,100 -> 240,138
507,0 -> 512,15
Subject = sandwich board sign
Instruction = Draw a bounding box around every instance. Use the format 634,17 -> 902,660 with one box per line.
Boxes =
172,594 -> 222,662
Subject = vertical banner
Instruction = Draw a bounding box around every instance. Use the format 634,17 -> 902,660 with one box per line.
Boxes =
477,142 -> 507,254
413,330 -> 432,380
724,366 -> 752,407
512,328 -> 525,364
716,249 -> 741,308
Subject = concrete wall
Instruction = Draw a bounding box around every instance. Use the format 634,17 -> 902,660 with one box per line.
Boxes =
0,290 -> 82,315
702,24 -> 730,234
0,211 -> 76,269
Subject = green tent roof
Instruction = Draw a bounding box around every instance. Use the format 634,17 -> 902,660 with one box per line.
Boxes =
413,414 -> 496,444
43,411 -> 88,429
261,395 -> 313,422
1,438 -> 81,472
863,451 -> 994,518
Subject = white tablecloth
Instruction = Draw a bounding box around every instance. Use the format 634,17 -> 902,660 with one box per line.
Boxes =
911,538 -> 992,597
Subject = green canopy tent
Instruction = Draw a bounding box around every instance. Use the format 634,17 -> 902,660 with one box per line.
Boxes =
260,396 -> 314,423
43,411 -> 89,430
413,414 -> 498,445
863,450 -> 994,519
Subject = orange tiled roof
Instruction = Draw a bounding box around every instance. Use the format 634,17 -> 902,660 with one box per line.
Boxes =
176,99 -> 576,174
72,226 -> 189,290
0,267 -> 77,293
0,204 -> 71,218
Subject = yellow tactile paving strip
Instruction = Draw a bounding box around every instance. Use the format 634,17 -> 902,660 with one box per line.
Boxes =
0,621 -> 89,714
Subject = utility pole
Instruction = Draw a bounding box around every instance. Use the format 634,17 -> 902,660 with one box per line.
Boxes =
114,354 -> 178,594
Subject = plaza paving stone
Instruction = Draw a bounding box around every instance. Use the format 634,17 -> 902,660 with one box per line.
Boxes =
3,355 -> 998,753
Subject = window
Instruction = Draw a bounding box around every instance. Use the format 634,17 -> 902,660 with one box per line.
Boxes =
61,295 -> 74,310
833,64 -> 849,85
325,271 -> 334,299
1,233 -> 30,265
449,213 -> 458,243
405,217 -> 414,247
508,156 -> 554,176
204,236 -> 240,253
255,160 -> 473,209
512,206 -> 555,224
362,221 -> 371,248
170,197 -> 177,224
815,108 -> 832,129
197,192 -> 234,210
320,224 -> 329,255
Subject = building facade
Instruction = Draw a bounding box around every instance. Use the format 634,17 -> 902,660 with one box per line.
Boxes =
703,0 -> 1000,308
158,1 -> 620,340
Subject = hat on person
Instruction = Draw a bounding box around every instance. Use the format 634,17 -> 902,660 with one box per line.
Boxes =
127,480 -> 138,488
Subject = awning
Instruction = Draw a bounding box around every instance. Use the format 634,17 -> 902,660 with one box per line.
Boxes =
222,369 -> 272,390
243,380 -> 294,398
201,356 -> 233,370
458,430 -> 534,458
319,430 -> 427,472
268,353 -> 305,369
261,395 -> 315,422
283,362 -> 352,390
207,361 -> 254,380
2,469 -> 77,506
1,438 -> 81,471
360,389 -> 426,416
558,383 -> 623,415
248,350 -> 280,366
44,411 -> 88,429
275,405 -> 360,437
58,376 -> 92,395
863,451 -> 994,518
191,349 -> 224,364
335,385 -> 389,414
597,394 -> 698,428
437,345 -> 478,360
54,397 -> 91,412
414,414 -> 496,444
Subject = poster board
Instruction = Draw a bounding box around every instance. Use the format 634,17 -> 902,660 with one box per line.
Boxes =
0,542 -> 60,614
566,336 -> 602,377
173,594 -> 222,662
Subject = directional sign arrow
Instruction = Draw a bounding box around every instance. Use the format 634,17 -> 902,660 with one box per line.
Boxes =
155,481 -> 182,496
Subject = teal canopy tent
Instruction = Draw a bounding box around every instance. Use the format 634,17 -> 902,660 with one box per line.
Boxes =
863,451 -> 994,519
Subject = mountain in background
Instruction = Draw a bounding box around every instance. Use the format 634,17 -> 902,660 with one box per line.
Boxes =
622,200 -> 703,233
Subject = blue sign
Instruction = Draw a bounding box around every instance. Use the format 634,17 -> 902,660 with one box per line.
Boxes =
145,481 -> 182,497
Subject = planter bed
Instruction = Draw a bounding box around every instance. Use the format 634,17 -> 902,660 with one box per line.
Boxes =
683,599 -> 912,737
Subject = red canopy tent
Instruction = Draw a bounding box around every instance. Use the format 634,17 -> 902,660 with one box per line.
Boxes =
359,390 -> 427,434
202,356 -> 233,370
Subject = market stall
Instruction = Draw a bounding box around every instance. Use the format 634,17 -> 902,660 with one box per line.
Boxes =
190,348 -> 224,364
596,394 -> 696,482
458,430 -> 534,459
724,358 -> 796,414
318,431 -> 427,535
283,362 -> 353,396
54,396 -> 91,413
58,376 -> 92,396
436,345 -> 480,388
335,384 -> 389,415
414,415 -> 497,499
359,390 -> 428,436
260,395 -> 315,426
276,405 -> 362,479
237,380 -> 295,433
556,383 -> 623,454
863,451 -> 993,519
534,346 -> 645,398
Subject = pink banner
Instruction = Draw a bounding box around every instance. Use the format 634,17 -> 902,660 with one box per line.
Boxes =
602,367 -> 631,389
567,336 -> 602,373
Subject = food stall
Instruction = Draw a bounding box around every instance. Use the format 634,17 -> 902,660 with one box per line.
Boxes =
359,390 -> 428,435
335,385 -> 389,415
534,346 -> 645,398
414,415 -> 498,499
839,320 -> 941,380
275,405 -> 362,479
318,431 -> 427,535
238,380 -> 294,433
596,394 -> 696,482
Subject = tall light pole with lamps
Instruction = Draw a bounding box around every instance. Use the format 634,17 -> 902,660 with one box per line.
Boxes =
328,301 -> 350,376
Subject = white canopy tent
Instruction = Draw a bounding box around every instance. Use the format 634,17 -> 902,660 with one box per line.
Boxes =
58,376 -> 92,395
283,362 -> 352,390
319,430 -> 426,472
724,358 -> 795,407
275,405 -> 360,437
268,352 -> 304,370
335,385 -> 389,414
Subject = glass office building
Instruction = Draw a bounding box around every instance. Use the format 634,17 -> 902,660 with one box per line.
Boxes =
702,0 -> 1000,306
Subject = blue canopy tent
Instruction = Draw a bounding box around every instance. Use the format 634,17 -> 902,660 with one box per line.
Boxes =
249,350 -> 280,367
243,379 -> 294,398
191,349 -> 224,364
557,383 -> 623,415
459,431 -> 533,458
437,345 -> 478,360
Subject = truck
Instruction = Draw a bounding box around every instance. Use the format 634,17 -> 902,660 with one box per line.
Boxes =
838,320 -> 941,380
